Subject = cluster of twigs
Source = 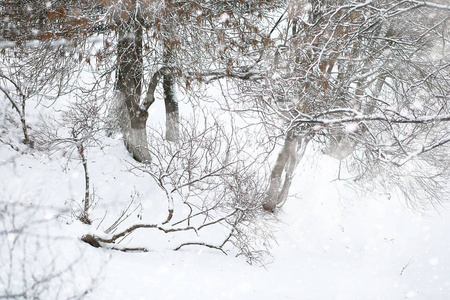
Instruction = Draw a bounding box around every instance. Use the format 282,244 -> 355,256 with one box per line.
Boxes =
82,113 -> 275,264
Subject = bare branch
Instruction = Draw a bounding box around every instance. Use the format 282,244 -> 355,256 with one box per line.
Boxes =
174,242 -> 227,255
407,0 -> 450,11
142,67 -> 169,110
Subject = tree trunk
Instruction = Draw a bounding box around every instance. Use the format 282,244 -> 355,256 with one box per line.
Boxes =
118,101 -> 151,163
163,39 -> 179,142
263,131 -> 310,212
116,16 -> 151,162
76,142 -> 91,224
163,73 -> 179,142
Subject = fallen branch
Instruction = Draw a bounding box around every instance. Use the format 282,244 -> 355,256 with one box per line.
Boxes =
81,223 -> 197,246
162,209 -> 174,224
174,242 -> 227,255
112,247 -> 149,253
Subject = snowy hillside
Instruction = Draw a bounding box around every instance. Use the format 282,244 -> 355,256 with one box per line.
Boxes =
1,1 -> 450,299
1,129 -> 450,299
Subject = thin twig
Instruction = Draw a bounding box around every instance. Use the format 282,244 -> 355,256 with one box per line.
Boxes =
400,256 -> 415,276
174,242 -> 227,255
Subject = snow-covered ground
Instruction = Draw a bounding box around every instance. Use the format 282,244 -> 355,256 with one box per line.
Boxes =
87,154 -> 450,300
1,128 -> 450,299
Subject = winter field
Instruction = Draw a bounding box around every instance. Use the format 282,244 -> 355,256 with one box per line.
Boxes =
1,1 -> 450,299
1,97 -> 450,300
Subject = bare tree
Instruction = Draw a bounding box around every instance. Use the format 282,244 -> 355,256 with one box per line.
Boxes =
35,96 -> 104,224
0,195 -> 100,299
0,0 -> 284,264
3,0 -> 449,268
0,0 -> 285,160
225,0 -> 450,210
0,0 -> 96,149
108,0 -> 285,161
82,110 -> 277,264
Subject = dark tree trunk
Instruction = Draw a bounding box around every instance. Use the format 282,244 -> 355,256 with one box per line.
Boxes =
163,39 -> 179,142
116,15 -> 151,162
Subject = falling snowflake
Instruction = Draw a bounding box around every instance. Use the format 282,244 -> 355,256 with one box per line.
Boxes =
345,122 -> 359,133
303,2 -> 312,12
44,212 -> 54,220
382,48 -> 392,56
271,72 -> 281,80
410,100 -> 423,110
429,257 -> 439,266
219,12 -> 230,23
406,291 -> 416,298
7,233 -> 16,242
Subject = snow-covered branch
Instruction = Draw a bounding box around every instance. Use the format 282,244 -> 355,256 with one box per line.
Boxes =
293,113 -> 450,126
407,0 -> 450,11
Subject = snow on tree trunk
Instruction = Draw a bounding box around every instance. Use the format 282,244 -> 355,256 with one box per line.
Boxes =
115,15 -> 151,162
163,74 -> 179,142
76,141 -> 91,224
116,91 -> 151,163
163,37 -> 179,142
263,131 -> 310,212
126,125 -> 151,163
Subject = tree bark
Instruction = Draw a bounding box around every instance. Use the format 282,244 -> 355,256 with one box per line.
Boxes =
163,38 -> 179,142
263,131 -> 310,212
76,142 -> 91,224
116,15 -> 151,162
163,73 -> 179,142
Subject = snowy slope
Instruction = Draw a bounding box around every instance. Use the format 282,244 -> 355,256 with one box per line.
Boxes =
82,150 -> 450,300
1,101 -> 450,300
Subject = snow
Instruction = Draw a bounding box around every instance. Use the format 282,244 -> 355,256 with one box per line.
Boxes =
0,41 -> 15,49
411,100 -> 423,111
303,3 -> 313,13
1,75 -> 450,300
344,122 -> 359,133
219,13 -> 230,23
2,129 -> 450,299
2,2 -> 450,298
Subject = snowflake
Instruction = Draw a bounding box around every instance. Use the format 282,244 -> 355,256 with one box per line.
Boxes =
7,233 -> 16,242
271,72 -> 281,80
219,12 -> 230,23
303,2 -> 312,12
429,257 -> 439,266
406,291 -> 416,298
410,100 -> 423,110
345,122 -> 358,133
